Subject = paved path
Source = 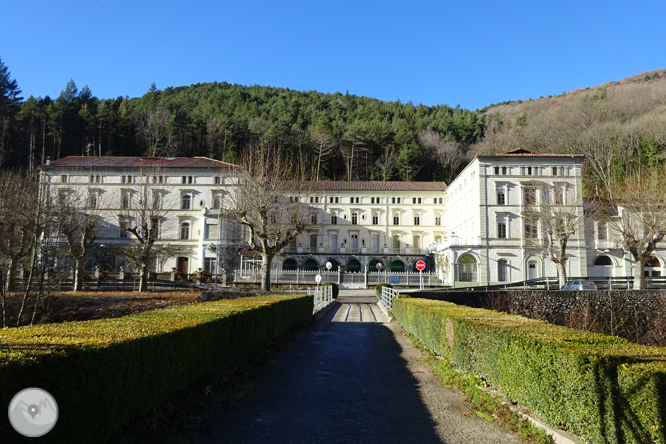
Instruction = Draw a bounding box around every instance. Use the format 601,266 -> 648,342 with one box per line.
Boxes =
204,296 -> 524,444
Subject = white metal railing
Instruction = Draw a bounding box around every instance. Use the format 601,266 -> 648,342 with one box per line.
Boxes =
309,285 -> 334,313
380,286 -> 400,312
233,269 -> 443,287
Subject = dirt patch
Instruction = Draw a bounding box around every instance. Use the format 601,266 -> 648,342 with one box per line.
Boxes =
1,291 -> 200,326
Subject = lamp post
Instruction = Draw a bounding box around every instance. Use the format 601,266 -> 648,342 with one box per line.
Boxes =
326,261 -> 332,282
214,208 -> 221,291
376,262 -> 383,284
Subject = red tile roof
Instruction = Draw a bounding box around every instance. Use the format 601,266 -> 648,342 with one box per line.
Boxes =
280,181 -> 448,191
479,149 -> 584,158
43,156 -> 239,169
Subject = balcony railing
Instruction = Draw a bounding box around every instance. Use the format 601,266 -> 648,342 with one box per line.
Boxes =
595,239 -> 620,250
439,236 -> 481,249
279,246 -> 424,255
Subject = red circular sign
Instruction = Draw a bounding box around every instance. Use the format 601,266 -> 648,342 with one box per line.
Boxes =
415,260 -> 426,271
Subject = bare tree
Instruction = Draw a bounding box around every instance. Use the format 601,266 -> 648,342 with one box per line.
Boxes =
55,184 -> 104,291
375,144 -> 397,181
529,182 -> 585,286
309,122 -> 337,181
226,147 -> 318,291
601,169 -> 666,289
418,130 -> 468,184
135,106 -> 174,157
116,174 -> 174,291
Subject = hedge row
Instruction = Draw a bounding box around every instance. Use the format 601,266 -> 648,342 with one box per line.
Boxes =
0,294 -> 313,443
393,297 -> 666,444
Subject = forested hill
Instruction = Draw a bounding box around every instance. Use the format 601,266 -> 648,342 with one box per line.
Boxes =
0,63 -> 485,183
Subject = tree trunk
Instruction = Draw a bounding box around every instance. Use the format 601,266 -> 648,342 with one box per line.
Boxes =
260,252 -> 273,292
633,257 -> 646,290
74,260 -> 85,292
556,262 -> 567,287
139,262 -> 150,292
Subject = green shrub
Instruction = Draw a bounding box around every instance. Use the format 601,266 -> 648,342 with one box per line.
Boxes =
393,298 -> 666,444
321,282 -> 339,299
0,294 -> 313,443
375,282 -> 392,298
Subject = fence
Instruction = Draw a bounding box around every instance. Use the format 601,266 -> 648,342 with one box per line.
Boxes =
379,285 -> 400,313
12,278 -> 207,292
234,268 -> 444,289
308,285 -> 334,313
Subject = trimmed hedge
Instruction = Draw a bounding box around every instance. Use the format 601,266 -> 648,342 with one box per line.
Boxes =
0,294 -> 313,443
321,282 -> 339,299
393,298 -> 666,444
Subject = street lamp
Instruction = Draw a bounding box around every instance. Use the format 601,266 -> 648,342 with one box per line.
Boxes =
326,261 -> 332,282
376,262 -> 383,284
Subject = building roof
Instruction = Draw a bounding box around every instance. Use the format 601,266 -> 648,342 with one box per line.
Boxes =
42,156 -> 239,169
479,148 -> 585,158
280,181 -> 448,192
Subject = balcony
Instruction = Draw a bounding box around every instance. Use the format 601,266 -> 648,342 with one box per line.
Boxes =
439,236 -> 481,249
595,239 -> 620,250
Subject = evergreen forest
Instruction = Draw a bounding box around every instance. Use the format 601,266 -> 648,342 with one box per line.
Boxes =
2,55 -> 666,191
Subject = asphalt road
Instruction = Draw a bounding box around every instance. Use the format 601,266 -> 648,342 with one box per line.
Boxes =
204,296 -> 524,444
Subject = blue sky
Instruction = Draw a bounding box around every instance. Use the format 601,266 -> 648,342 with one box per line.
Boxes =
2,0 -> 665,110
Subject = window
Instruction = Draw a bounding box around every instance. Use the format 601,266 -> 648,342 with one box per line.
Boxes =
95,175 -> 101,183
121,191 -> 130,209
214,176 -> 221,184
351,212 -> 358,225
204,258 -> 217,274
181,176 -> 187,184
152,192 -> 161,210
331,214 -> 337,225
524,188 -> 536,206
311,214 -> 318,224
61,175 -> 68,183
597,221 -> 608,240
502,166 -> 507,175
494,166 -> 500,175
207,223 -> 218,240
435,215 -> 441,226
329,197 -> 334,204
180,222 -> 190,240
414,215 -> 420,226
330,234 -> 338,251
351,234 -> 358,250
351,197 -> 359,204
372,213 -> 379,225
554,184 -> 565,205
181,194 -> 191,210
152,176 -> 158,183
412,198 -> 416,204
212,192 -> 221,209
58,191 -> 68,206
393,214 -> 400,225
497,188 -> 506,205
371,197 -> 375,204
552,167 -> 558,176
392,197 -> 396,204
497,218 -> 507,238
524,218 -> 538,238
119,218 -> 129,238
89,175 -> 94,183
498,259 -> 508,282
335,197 -> 339,203
88,191 -> 98,209
594,256 -> 612,266
159,176 -> 164,184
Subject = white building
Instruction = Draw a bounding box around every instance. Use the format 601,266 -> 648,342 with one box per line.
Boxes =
40,156 -> 242,276
434,149 -> 588,287
40,152 -> 663,287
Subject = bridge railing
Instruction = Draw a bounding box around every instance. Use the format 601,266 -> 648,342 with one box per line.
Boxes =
380,286 -> 400,313
308,285 -> 334,313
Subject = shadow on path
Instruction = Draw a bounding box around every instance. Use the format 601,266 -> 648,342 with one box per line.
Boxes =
205,303 -> 444,443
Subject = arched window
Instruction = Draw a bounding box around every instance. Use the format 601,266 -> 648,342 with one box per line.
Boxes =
459,255 -> 477,282
304,259 -> 319,271
498,259 -> 508,282
390,260 -> 405,271
180,222 -> 190,240
594,256 -> 613,266
347,259 -> 361,272
181,194 -> 191,210
282,259 -> 297,270
645,256 -> 662,277
368,260 -> 383,271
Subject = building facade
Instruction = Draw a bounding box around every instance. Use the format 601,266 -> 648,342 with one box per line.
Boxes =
40,152 -> 664,286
